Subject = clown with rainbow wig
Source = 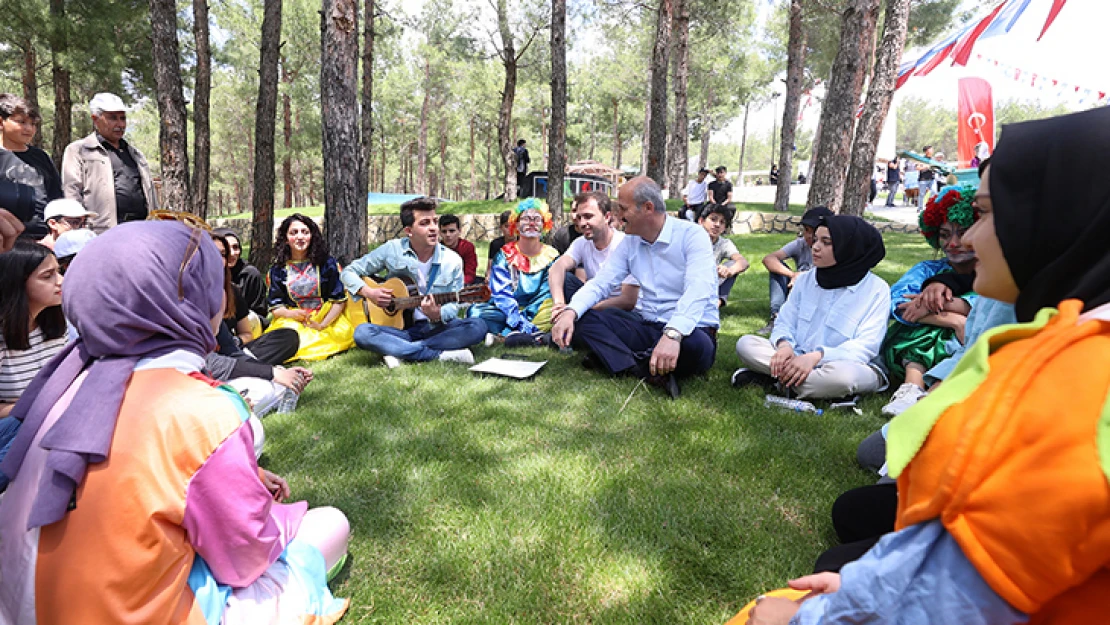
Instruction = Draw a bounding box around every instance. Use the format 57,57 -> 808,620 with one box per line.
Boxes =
880,184 -> 980,416
468,198 -> 560,338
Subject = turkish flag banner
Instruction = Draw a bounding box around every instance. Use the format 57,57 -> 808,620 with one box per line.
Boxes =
958,77 -> 994,169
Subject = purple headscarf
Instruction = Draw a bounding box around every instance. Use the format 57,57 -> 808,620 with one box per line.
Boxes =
0,221 -> 224,529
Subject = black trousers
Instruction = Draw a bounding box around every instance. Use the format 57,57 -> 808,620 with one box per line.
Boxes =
243,328 -> 300,366
813,482 -> 898,573
573,308 -> 717,379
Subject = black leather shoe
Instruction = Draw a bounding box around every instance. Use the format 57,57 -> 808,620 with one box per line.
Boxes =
645,373 -> 681,400
731,368 -> 776,391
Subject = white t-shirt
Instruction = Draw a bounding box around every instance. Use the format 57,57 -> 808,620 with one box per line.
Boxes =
565,231 -> 638,298
683,179 -> 709,204
412,257 -> 434,322
711,236 -> 740,265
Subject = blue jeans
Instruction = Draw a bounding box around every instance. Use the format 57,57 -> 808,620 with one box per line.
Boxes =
0,416 -> 21,491
353,318 -> 488,362
885,182 -> 900,206
918,180 -> 934,210
717,260 -> 738,305
769,273 -> 791,317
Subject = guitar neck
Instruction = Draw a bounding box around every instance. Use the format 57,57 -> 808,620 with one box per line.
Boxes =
393,289 -> 475,310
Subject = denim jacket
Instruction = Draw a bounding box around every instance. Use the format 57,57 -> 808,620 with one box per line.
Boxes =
340,239 -> 465,323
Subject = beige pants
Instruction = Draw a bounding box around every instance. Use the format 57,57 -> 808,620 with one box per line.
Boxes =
735,335 -> 885,399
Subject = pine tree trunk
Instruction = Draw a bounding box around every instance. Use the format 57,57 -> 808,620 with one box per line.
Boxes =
150,0 -> 192,210
282,65 -> 293,208
496,0 -> 518,202
485,133 -> 493,199
666,0 -> 689,193
469,117 -> 477,199
774,0 -> 807,212
612,98 -> 621,169
697,86 -> 713,171
249,0 -> 281,267
646,0 -> 672,185
418,59 -> 430,195
841,0 -> 910,216
548,0 -> 567,220
192,0 -> 211,217
49,0 -> 71,168
19,40 -> 43,147
737,101 -> 749,185
806,0 -> 881,212
438,116 -> 448,199
360,0 -> 374,206
641,72 -> 651,173
320,0 -> 364,264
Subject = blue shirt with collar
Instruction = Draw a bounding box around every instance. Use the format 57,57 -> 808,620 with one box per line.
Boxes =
567,217 -> 719,336
771,269 -> 890,380
340,238 -> 466,323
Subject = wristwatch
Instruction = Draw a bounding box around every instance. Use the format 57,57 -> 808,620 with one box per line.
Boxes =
663,327 -> 684,342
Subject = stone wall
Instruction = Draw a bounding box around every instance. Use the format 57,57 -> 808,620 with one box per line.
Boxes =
730,211 -> 920,236
209,211 -> 916,246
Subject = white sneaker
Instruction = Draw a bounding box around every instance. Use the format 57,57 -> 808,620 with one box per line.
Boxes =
484,333 -> 497,347
438,348 -> 475,365
882,383 -> 927,416
382,355 -> 403,369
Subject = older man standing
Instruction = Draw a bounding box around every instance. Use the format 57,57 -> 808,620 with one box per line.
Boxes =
551,177 -> 719,399
61,93 -> 158,233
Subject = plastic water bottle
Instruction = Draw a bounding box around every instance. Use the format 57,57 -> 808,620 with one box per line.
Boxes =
276,388 -> 300,414
764,394 -> 823,415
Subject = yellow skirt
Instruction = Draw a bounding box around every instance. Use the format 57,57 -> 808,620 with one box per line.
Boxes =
265,301 -> 355,362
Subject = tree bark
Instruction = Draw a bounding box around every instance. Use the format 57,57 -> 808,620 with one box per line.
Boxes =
641,72 -> 651,173
666,0 -> 689,193
437,116 -> 447,199
249,0 -> 281,267
485,132 -> 493,199
418,59 -> 430,195
496,0 -> 518,202
612,98 -> 621,170
738,101 -> 749,186
49,0 -> 71,168
548,0 -> 567,220
192,0 -> 212,217
360,0 -> 374,207
282,58 -> 294,208
320,0 -> 364,264
646,0 -> 672,186
805,0 -> 881,212
469,117 -> 477,199
841,0 -> 910,216
697,85 -> 713,171
150,0 -> 192,210
774,0 -> 807,212
19,39 -> 42,147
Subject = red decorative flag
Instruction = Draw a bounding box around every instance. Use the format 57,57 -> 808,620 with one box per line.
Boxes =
958,77 -> 994,168
951,0 -> 1008,67
1038,0 -> 1067,41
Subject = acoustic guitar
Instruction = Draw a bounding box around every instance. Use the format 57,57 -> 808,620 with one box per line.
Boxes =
347,276 -> 491,329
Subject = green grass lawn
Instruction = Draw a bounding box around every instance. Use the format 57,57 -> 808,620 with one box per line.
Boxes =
262,231 -> 934,623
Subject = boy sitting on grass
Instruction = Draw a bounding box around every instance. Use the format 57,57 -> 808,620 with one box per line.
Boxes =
699,203 -> 748,308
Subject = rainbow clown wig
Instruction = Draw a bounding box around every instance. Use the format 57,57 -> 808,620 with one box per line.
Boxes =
919,184 -> 978,249
508,197 -> 554,236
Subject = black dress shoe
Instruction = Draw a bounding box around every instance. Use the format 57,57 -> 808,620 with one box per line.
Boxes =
645,373 -> 681,399
731,368 -> 776,391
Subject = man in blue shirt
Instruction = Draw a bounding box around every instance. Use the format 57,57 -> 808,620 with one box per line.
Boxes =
551,177 -> 719,399
340,197 -> 489,367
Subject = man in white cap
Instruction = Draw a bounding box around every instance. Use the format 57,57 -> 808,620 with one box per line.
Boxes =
61,93 -> 158,233
38,198 -> 97,250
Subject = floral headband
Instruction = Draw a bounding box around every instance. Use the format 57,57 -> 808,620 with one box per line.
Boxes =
919,184 -> 978,249
508,197 -> 554,236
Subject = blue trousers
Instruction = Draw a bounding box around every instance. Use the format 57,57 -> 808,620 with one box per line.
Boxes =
769,273 -> 791,317
353,318 -> 488,361
573,308 -> 716,378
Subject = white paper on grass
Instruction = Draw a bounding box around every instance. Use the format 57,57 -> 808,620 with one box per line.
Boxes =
468,358 -> 547,379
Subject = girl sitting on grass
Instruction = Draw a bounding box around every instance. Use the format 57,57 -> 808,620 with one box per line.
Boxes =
880,185 -> 979,416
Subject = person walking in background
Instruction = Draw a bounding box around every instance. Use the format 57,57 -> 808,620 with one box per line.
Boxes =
513,139 -> 530,197
884,158 -> 902,207
916,145 -> 936,211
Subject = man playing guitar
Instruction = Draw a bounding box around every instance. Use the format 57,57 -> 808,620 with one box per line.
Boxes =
340,197 -> 490,367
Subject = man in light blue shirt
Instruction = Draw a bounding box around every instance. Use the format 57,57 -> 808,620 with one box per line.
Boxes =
339,198 -> 488,367
552,177 -> 719,399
